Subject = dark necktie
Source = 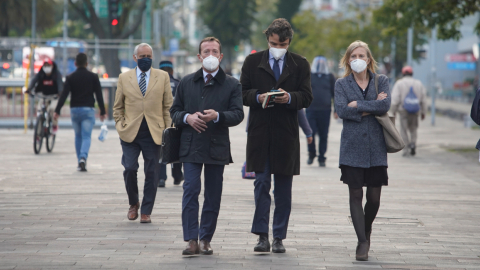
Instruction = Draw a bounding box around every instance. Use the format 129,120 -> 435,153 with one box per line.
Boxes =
273,59 -> 280,81
139,72 -> 146,96
205,73 -> 213,84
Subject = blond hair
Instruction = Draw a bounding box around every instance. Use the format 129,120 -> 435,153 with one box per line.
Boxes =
339,40 -> 378,78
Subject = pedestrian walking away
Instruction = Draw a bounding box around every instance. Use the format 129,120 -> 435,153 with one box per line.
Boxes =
334,40 -> 391,261
25,59 -> 63,134
390,66 -> 427,157
307,56 -> 338,167
241,18 -> 313,254
170,37 -> 244,255
113,43 -> 173,224
53,53 -> 105,172
158,60 -> 184,188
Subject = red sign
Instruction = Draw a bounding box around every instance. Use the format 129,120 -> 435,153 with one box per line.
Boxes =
445,54 -> 476,62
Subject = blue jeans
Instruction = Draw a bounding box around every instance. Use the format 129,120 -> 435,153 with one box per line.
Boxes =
306,110 -> 331,162
71,107 -> 95,162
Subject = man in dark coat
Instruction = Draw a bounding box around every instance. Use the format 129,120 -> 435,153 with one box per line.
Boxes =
170,37 -> 244,256
241,18 -> 313,253
157,60 -> 183,187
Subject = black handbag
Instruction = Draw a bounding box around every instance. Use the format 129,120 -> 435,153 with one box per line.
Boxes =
159,124 -> 181,164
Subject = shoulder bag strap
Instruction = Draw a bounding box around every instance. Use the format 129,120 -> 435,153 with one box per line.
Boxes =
374,74 -> 379,95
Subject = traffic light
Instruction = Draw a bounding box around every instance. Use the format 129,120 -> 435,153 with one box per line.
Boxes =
109,0 -> 119,26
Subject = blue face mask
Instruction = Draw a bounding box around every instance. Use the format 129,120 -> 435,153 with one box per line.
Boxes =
136,57 -> 152,72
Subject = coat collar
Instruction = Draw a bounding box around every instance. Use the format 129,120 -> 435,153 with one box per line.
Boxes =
257,50 -> 298,88
193,67 -> 226,85
346,70 -> 375,100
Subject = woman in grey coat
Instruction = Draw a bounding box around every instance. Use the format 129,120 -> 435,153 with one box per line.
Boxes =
334,40 -> 391,261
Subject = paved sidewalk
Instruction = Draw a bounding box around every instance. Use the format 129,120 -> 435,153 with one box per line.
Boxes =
0,113 -> 479,270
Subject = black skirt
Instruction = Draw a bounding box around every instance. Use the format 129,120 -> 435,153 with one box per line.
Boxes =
340,165 -> 388,189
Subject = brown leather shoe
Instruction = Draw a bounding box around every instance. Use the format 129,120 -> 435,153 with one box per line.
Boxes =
127,202 -> 140,220
182,239 -> 199,255
140,214 -> 151,223
199,239 -> 213,255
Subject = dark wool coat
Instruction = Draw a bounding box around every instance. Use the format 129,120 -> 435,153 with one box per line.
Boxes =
334,71 -> 391,168
170,67 -> 244,165
241,50 -> 313,175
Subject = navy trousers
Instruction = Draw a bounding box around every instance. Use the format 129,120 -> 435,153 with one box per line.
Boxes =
306,110 -> 331,162
182,163 -> 225,242
120,118 -> 161,215
159,163 -> 183,181
251,157 -> 293,239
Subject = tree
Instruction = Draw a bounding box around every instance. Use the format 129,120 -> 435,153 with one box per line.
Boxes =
198,0 -> 257,69
68,0 -> 147,77
290,9 -> 429,78
275,0 -> 302,22
0,0 -> 55,37
374,0 -> 480,40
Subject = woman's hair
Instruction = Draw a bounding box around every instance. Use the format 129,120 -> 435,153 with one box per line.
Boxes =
339,40 -> 378,78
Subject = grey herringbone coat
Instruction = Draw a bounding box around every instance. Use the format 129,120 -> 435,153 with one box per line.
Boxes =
334,71 -> 391,168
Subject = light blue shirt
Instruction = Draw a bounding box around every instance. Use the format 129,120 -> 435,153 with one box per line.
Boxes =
256,51 -> 291,104
183,69 -> 220,125
136,67 -> 151,90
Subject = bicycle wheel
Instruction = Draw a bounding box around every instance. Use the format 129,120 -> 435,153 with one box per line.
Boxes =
46,118 -> 56,152
33,116 -> 44,154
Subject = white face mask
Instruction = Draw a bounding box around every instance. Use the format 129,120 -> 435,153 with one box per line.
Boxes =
201,55 -> 220,71
269,45 -> 288,60
43,66 -> 53,74
350,59 -> 367,73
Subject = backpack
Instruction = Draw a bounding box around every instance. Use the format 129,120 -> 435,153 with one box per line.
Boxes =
403,86 -> 420,114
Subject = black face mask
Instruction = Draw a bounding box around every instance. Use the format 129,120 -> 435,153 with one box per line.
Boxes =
137,57 -> 152,72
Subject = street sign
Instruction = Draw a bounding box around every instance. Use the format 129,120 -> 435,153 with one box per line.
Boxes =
444,53 -> 476,62
447,62 -> 476,70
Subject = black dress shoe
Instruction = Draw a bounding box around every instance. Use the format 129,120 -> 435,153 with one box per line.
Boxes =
307,156 -> 315,165
356,241 -> 369,261
411,147 -> 416,156
254,236 -> 270,252
173,176 -> 184,185
158,179 -> 165,187
272,238 -> 286,253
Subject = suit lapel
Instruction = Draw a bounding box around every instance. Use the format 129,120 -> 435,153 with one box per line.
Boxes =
258,50 -> 275,81
129,68 -> 144,98
144,69 -> 158,98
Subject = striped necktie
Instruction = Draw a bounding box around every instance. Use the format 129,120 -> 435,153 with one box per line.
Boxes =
139,72 -> 146,96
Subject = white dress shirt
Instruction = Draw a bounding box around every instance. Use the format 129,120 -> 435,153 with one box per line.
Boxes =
136,67 -> 151,90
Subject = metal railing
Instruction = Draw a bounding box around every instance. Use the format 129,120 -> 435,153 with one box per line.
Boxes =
0,78 -> 117,121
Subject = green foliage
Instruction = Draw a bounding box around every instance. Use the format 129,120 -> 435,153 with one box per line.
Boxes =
198,0 -> 257,47
0,0 -> 56,37
250,0 -> 278,51
275,0 -> 302,22
374,0 -> 480,40
290,9 -> 429,77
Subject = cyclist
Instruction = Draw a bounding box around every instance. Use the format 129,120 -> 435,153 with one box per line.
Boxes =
25,59 -> 63,134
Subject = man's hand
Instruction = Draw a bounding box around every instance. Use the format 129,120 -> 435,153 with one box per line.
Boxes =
333,112 -> 339,119
377,92 -> 387,100
258,93 -> 267,104
274,88 -> 289,104
23,87 -> 30,95
53,113 -> 60,121
197,109 -> 218,123
347,101 -> 357,108
100,114 -> 107,122
421,113 -> 425,120
186,113 -> 208,133
307,136 -> 313,144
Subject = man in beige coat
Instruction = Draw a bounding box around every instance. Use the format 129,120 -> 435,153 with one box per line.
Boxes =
113,43 -> 173,223
390,66 -> 427,156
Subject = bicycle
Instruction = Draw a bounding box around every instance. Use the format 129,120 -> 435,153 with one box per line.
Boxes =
33,93 -> 58,154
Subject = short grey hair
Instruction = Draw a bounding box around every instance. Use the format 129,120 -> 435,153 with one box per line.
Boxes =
133,43 -> 153,56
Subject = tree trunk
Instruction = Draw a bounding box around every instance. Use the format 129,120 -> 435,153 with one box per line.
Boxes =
101,48 -> 122,78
